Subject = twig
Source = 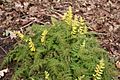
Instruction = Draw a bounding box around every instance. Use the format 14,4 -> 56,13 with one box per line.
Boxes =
20,21 -> 34,33
0,36 -> 9,40
0,46 -> 7,54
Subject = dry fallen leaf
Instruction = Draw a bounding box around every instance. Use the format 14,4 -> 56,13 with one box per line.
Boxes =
0,9 -> 4,16
23,2 -> 29,9
0,68 -> 9,78
15,2 -> 23,8
3,30 -> 17,39
29,6 -> 38,16
116,61 -> 120,69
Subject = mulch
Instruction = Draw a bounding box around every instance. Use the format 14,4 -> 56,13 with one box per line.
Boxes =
0,0 -> 120,80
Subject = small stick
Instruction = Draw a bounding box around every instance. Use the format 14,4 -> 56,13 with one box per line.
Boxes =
0,36 -> 9,40
0,46 -> 7,54
20,21 -> 34,33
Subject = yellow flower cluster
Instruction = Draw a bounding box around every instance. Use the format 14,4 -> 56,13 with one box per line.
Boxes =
93,58 -> 105,80
62,6 -> 73,26
78,17 -> 87,34
28,38 -> 36,52
71,15 -> 79,35
45,71 -> 50,80
62,6 -> 87,35
15,31 -> 35,52
41,29 -> 48,43
14,31 -> 24,39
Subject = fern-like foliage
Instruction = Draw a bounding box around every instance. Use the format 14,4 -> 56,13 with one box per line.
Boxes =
1,6 -> 119,80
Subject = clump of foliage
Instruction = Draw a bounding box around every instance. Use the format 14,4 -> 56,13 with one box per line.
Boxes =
1,6 -> 118,80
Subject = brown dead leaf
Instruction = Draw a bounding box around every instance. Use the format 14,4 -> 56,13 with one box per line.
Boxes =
0,9 -> 4,16
0,68 -> 9,78
14,2 -> 23,8
23,2 -> 29,10
116,61 -> 120,69
29,6 -> 38,16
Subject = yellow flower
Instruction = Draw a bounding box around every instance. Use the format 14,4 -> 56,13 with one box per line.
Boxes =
45,71 -> 50,80
14,31 -> 35,52
78,17 -> 87,34
62,6 -> 73,26
28,38 -> 35,52
71,15 -> 79,35
80,17 -> 85,25
93,58 -> 105,80
14,31 -> 24,39
41,29 -> 48,43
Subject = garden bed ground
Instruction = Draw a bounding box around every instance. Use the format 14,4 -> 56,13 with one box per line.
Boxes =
0,0 -> 120,80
